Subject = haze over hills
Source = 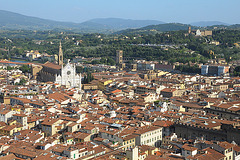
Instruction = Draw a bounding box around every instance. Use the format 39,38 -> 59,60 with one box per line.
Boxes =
114,23 -> 200,35
88,18 -> 165,30
0,10 -> 165,33
190,21 -> 231,27
0,10 -> 77,30
0,10 -> 240,34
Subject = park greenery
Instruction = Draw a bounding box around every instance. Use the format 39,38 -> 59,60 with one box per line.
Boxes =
175,64 -> 201,74
83,72 -> 94,84
19,64 -> 31,73
1,29 -> 240,73
234,66 -> 240,76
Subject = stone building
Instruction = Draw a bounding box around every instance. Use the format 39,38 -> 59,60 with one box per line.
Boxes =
37,42 -> 82,88
160,88 -> 185,98
116,50 -> 123,64
174,123 -> 240,145
38,61 -> 61,82
55,62 -> 81,88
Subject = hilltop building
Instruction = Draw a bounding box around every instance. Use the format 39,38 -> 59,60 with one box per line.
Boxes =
188,27 -> 212,36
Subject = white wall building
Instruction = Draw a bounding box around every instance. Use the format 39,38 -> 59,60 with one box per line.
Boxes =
135,126 -> 162,147
55,62 -> 82,88
0,110 -> 13,123
201,65 -> 209,75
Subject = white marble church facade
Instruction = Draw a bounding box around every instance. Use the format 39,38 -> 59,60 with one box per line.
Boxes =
55,62 -> 81,88
38,42 -> 82,88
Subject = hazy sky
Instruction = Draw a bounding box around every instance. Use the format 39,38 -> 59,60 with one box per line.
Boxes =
0,0 -> 239,24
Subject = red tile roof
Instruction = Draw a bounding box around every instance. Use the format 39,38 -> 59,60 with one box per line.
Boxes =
42,61 -> 61,70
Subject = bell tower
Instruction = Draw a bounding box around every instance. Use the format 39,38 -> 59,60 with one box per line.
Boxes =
58,41 -> 63,66
116,50 -> 123,64
188,26 -> 191,34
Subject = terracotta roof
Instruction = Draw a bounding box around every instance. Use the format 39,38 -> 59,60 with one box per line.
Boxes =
0,154 -> 17,160
33,153 -> 67,160
161,88 -> 177,92
134,125 -> 161,135
41,118 -> 60,126
8,147 -> 39,158
153,120 -> 174,127
48,92 -> 72,103
218,141 -> 234,149
74,132 -> 91,139
42,61 -> 61,70
233,145 -> 240,152
195,147 -> 226,160
0,110 -> 11,115
182,144 -> 198,151
111,89 -> 122,94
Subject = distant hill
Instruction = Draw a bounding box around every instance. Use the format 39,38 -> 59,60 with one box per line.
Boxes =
115,23 -> 199,34
0,10 -> 165,33
115,22 -> 240,35
190,21 -> 230,27
87,18 -> 165,30
0,10 -> 75,30
142,23 -> 192,31
1,10 -> 240,34
0,10 -> 113,33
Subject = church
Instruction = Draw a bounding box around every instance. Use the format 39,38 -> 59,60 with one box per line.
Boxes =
37,42 -> 82,88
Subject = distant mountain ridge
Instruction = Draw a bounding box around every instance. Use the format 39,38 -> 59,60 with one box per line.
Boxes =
114,22 -> 240,35
0,10 -> 165,33
0,10 -> 75,29
88,18 -> 165,29
190,21 -> 230,27
115,23 -> 200,34
0,10 -> 240,34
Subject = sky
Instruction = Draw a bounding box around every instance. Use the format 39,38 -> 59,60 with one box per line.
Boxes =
0,0 -> 240,24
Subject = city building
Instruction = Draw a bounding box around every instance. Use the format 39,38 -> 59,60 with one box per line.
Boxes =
201,65 -> 230,76
116,50 -> 123,64
37,42 -> 82,88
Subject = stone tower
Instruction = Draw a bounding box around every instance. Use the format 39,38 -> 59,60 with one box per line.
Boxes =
188,26 -> 191,34
58,41 -> 63,66
116,50 -> 123,64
